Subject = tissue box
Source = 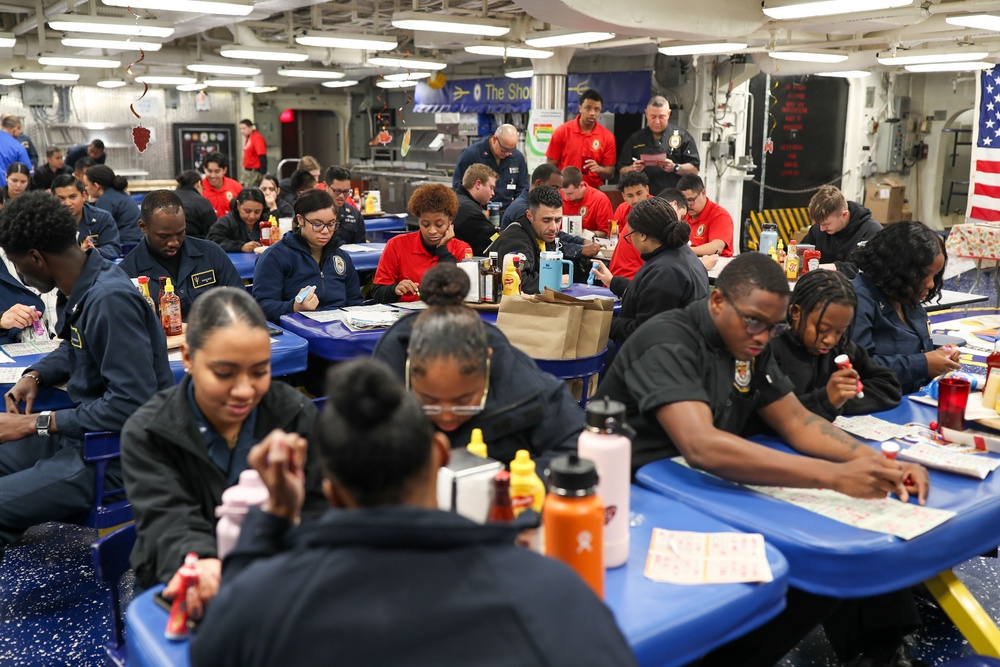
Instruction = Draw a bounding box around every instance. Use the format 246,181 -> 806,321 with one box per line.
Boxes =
436,449 -> 504,524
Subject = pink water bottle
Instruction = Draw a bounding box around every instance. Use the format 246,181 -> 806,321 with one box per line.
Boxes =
577,397 -> 634,568
215,469 -> 270,559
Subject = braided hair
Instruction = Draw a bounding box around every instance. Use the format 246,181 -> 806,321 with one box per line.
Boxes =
788,269 -> 857,353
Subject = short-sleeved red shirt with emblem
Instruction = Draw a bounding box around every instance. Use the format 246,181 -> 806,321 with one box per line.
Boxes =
561,186 -> 613,235
546,116 -> 617,189
202,176 -> 244,219
687,198 -> 734,257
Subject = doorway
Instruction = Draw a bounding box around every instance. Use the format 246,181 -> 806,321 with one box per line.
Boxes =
280,109 -> 342,177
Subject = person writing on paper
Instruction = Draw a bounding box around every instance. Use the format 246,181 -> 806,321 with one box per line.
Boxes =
0,191 -> 171,553
452,163 -> 499,257
678,175 -> 733,258
596,252 -> 929,667
850,220 -> 957,394
591,198 -> 708,345
51,174 -> 122,260
801,185 -> 882,279
560,166 -> 613,237
208,188 -> 267,253
453,124 -> 529,213
190,358 -> 634,667
371,183 -> 471,304
252,189 -> 362,324
618,96 -> 700,194
119,190 -> 244,320
373,263 -> 583,466
122,289 -> 325,609
485,186 -> 563,295
323,166 -> 366,245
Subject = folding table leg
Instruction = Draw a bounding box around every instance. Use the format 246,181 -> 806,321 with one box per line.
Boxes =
924,569 -> 1000,657
971,259 -> 984,295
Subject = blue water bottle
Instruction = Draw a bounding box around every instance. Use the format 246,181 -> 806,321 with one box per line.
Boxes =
759,223 -> 778,255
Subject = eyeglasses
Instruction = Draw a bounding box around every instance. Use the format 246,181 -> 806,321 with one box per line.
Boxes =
328,188 -> 352,197
405,358 -> 490,417
493,137 -> 517,156
302,216 -> 338,232
623,231 -> 636,245
722,293 -> 789,337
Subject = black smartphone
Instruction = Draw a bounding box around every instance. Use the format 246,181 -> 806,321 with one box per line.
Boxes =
153,592 -> 200,632
267,326 -> 283,336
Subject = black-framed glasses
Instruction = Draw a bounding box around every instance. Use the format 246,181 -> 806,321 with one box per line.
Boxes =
302,216 -> 338,232
623,231 -> 635,245
722,292 -> 789,337
405,358 -> 490,417
493,137 -> 517,156
328,188 -> 352,197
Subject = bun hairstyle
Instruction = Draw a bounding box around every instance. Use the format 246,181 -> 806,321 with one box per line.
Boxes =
627,197 -> 690,250
86,164 -> 128,192
409,264 -> 488,377
317,358 -> 434,506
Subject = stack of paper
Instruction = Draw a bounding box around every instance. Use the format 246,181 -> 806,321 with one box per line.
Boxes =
644,528 -> 773,584
897,443 -> 1000,480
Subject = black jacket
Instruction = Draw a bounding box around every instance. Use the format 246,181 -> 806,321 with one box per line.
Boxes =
30,163 -> 72,192
485,216 -> 550,294
453,185 -> 497,256
207,212 -> 263,252
175,186 -> 220,238
121,376 -> 325,589
373,314 -> 584,467
608,244 -> 708,343
800,201 -> 882,279
766,333 -> 901,420
191,506 -> 637,667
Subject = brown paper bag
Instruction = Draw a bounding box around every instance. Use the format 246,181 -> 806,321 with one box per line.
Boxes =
539,289 -> 614,357
496,294 -> 583,359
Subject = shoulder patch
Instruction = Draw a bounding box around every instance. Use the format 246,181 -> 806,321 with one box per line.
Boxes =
333,255 -> 346,275
734,360 -> 752,392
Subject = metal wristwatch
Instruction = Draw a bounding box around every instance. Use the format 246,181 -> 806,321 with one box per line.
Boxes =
35,411 -> 52,437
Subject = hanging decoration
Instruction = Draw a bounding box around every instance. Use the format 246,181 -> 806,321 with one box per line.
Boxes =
125,7 -> 150,152
763,77 -> 778,155
399,57 -> 413,157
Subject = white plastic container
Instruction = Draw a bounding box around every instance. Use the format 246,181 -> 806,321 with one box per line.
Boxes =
577,397 -> 633,568
215,469 -> 270,559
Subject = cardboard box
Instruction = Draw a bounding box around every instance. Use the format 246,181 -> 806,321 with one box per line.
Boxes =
900,203 -> 912,222
864,177 -> 906,224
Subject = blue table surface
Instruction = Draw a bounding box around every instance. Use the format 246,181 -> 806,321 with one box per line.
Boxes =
281,284 -> 618,362
124,486 -> 789,667
0,325 -> 308,413
363,216 -> 407,232
226,243 -> 387,280
637,398 -> 1000,597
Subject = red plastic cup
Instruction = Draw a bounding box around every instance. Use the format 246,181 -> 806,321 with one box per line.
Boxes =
937,377 -> 971,432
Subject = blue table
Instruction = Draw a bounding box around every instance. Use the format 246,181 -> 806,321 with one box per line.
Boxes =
363,214 -> 407,242
123,486 -> 789,667
636,398 -> 1000,654
0,325 -> 309,413
226,243 -> 387,281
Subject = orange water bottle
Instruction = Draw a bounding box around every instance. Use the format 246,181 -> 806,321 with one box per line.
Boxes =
543,454 -> 605,599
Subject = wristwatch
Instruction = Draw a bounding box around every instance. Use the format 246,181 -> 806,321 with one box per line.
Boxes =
35,411 -> 52,437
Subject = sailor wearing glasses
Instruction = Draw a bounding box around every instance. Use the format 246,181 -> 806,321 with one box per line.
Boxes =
324,166 -> 367,245
252,189 -> 362,324
452,124 -> 529,213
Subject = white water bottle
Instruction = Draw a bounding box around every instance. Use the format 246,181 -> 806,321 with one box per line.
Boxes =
215,469 -> 270,559
577,397 -> 634,568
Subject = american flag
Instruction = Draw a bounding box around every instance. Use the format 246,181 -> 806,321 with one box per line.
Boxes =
971,66 -> 1000,223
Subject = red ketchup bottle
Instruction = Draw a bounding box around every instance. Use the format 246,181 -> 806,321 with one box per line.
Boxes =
165,552 -> 199,641
259,218 -> 272,246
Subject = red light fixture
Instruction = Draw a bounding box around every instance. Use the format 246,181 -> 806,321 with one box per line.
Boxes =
279,108 -> 295,123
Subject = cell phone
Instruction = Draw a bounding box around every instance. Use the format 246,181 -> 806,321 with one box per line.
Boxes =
267,325 -> 283,336
153,592 -> 200,632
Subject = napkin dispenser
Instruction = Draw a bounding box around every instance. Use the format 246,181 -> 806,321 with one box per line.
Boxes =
436,448 -> 504,524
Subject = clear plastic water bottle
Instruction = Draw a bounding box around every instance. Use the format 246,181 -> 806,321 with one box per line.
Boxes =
759,222 -> 778,256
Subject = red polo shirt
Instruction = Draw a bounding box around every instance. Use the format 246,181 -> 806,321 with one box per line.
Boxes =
546,115 -> 617,189
202,176 -> 244,218
687,198 -> 734,257
373,231 -> 472,302
243,130 -> 267,170
561,186 -> 613,235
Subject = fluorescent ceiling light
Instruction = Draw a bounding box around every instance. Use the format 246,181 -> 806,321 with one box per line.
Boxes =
11,70 -> 81,81
946,14 -> 1000,31
762,0 -> 911,19
659,42 -> 748,56
38,54 -> 121,68
96,79 -> 128,87
101,0 -> 253,16
0,32 -> 15,48
61,36 -> 163,51
904,61 -> 992,72
524,30 -> 615,48
137,75 -> 198,85
321,80 -> 361,88
769,50 -> 849,63
877,49 -> 989,65
505,68 -> 533,78
277,67 -> 345,79
204,78 -> 255,88
220,45 -> 308,62
384,71 -> 430,80
48,14 -> 174,38
816,70 -> 871,77
390,11 -> 510,37
295,31 -> 397,51
188,62 -> 261,75
367,55 -> 446,70
464,43 -> 553,59
176,82 -> 206,91
0,78 -> 23,85
247,86 -> 277,93
375,80 -> 417,88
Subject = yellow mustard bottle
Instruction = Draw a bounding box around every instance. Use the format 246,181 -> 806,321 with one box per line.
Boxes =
467,428 -> 488,458
509,449 -> 545,516
502,258 -> 521,296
